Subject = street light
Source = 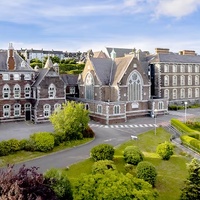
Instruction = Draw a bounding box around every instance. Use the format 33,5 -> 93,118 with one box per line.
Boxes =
184,102 -> 188,123
154,109 -> 157,135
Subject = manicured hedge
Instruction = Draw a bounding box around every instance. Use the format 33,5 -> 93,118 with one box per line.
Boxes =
171,119 -> 196,134
181,135 -> 200,152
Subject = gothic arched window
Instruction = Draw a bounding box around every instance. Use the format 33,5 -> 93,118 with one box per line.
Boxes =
85,73 -> 94,100
127,71 -> 142,101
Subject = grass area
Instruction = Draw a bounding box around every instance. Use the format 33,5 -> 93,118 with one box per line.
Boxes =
0,138 -> 93,167
64,128 -> 192,200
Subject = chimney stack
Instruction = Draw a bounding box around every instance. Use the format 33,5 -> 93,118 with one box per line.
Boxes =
155,48 -> 170,54
7,43 -> 15,70
180,50 -> 196,56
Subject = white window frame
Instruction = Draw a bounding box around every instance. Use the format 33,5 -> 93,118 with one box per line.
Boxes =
188,88 -> 192,98
180,75 -> 185,86
2,73 -> 10,80
164,64 -> 169,73
180,65 -> 185,73
70,87 -> 75,94
158,101 -> 164,110
85,73 -> 94,100
14,74 -> 20,80
164,89 -> 169,98
180,88 -> 185,99
164,75 -> 169,86
172,75 -> 177,86
195,65 -> 199,73
3,84 -> 10,99
48,83 -> 56,99
14,84 -> 21,99
3,104 -> 10,118
195,75 -> 199,85
188,65 -> 192,73
43,104 -> 51,117
54,103 -> 61,112
188,75 -> 192,86
113,105 -> 120,114
14,104 -> 21,117
25,103 -> 31,110
24,84 -> 31,98
97,104 -> 102,114
195,88 -> 199,98
172,89 -> 177,99
24,74 -> 31,80
173,64 -> 177,73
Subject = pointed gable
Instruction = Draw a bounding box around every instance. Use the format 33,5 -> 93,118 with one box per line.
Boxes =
44,56 -> 53,69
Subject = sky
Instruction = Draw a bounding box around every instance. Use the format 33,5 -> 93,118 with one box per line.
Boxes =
1,0 -> 200,54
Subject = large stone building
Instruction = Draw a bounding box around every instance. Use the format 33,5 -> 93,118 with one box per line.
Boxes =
0,43 -> 66,123
1,43 -> 200,125
76,48 -> 168,124
149,48 -> 200,105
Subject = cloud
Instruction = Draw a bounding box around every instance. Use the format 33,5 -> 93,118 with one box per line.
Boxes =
155,0 -> 200,18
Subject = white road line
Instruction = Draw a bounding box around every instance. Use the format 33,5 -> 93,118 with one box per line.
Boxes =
134,125 -> 138,127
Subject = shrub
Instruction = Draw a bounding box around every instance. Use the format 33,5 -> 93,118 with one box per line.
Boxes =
124,163 -> 135,173
19,139 -> 28,150
90,144 -> 115,161
30,132 -> 55,152
0,140 -> 11,156
171,119 -> 195,134
156,141 -> 174,160
44,168 -> 73,200
136,161 -> 157,186
82,126 -> 95,138
7,139 -> 21,152
123,146 -> 144,165
92,160 -> 116,174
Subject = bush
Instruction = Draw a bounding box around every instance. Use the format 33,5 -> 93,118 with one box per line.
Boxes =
171,119 -> 195,134
124,163 -> 135,173
156,141 -> 174,160
30,132 -> 55,152
7,139 -> 21,152
90,144 -> 115,161
82,126 -> 95,138
123,146 -> 144,165
92,160 -> 116,174
0,140 -> 11,156
44,168 -> 73,200
136,161 -> 157,186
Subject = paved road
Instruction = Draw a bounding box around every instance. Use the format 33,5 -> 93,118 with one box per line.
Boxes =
0,108 -> 199,173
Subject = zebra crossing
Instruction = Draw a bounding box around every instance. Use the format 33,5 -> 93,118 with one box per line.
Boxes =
89,123 -> 158,129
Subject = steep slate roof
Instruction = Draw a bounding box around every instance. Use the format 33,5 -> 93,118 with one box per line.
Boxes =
112,55 -> 133,85
150,53 -> 200,63
105,47 -> 133,58
0,50 -> 33,71
32,68 -> 48,87
61,74 -> 78,85
90,57 -> 113,85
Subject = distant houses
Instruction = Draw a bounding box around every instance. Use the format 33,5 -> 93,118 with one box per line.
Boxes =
0,43 -> 200,124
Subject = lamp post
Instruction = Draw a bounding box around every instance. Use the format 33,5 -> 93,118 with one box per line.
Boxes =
154,109 -> 157,135
184,102 -> 188,123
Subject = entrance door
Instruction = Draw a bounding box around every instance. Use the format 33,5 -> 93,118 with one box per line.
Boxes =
25,110 -> 31,121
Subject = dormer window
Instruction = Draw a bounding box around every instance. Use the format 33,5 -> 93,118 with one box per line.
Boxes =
3,74 -> 10,80
24,74 -> 31,80
14,74 -> 20,80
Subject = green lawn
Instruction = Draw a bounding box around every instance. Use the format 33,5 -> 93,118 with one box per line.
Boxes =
64,128 -> 192,200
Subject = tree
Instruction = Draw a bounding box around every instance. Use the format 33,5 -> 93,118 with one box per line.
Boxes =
50,101 -> 90,141
44,168 -> 73,200
136,161 -> 157,186
156,141 -> 174,160
0,165 -> 58,200
123,146 -> 144,165
180,159 -> 200,200
90,144 -> 115,161
73,170 -> 158,200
